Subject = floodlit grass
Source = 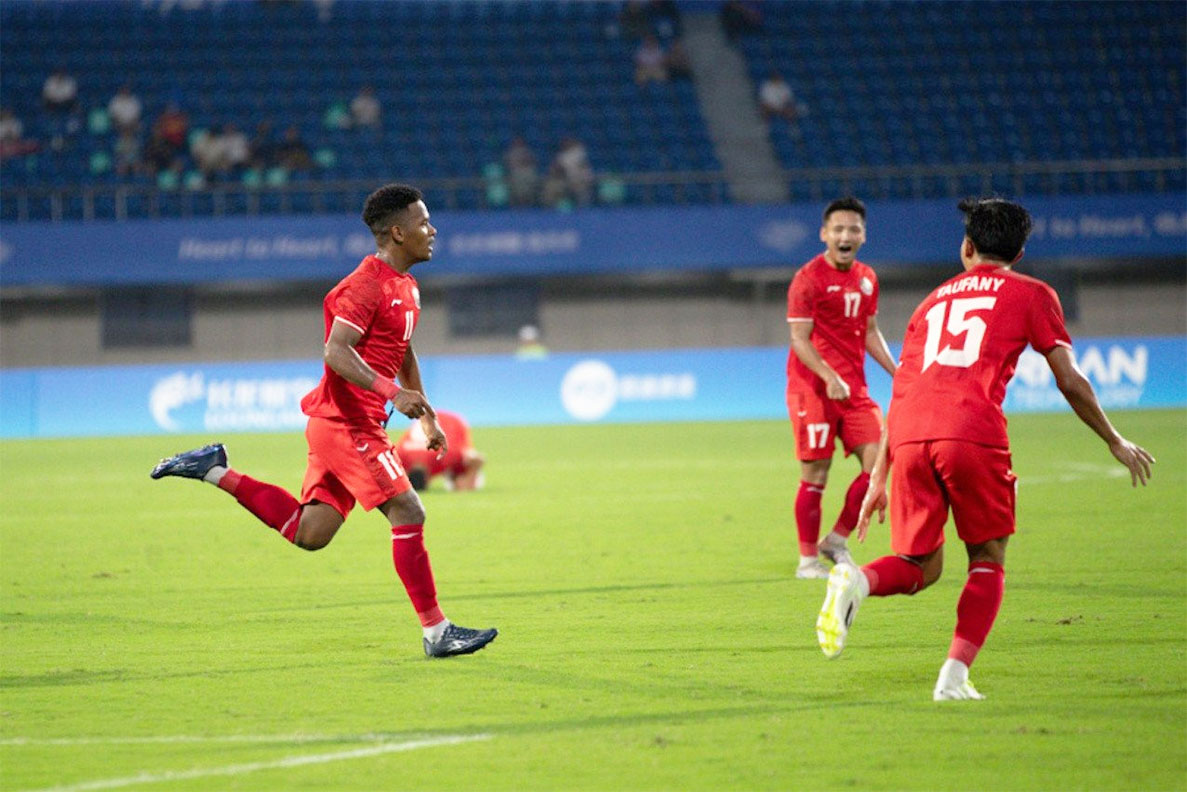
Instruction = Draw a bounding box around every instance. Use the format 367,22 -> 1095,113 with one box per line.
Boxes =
2,410 -> 1184,791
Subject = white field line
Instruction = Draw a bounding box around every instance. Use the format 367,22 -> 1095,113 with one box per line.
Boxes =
14,733 -> 491,792
0,733 -> 414,746
1020,465 -> 1129,485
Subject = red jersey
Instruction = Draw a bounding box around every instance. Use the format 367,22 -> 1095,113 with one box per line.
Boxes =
888,263 -> 1071,450
786,254 -> 880,398
396,410 -> 472,475
300,255 -> 421,424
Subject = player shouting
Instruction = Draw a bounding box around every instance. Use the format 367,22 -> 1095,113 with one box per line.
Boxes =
786,197 -> 897,579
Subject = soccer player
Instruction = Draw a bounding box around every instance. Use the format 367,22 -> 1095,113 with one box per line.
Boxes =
786,197 -> 897,579
816,197 -> 1154,700
396,409 -> 486,492
151,183 -> 498,659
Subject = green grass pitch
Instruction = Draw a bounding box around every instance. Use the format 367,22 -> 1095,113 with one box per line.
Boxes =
2,409 -> 1184,791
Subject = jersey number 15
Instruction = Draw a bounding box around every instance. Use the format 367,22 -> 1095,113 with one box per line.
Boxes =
921,297 -> 997,371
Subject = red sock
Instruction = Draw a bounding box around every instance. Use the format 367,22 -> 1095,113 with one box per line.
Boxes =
947,562 -> 1005,668
862,555 -> 925,596
391,524 -> 444,627
218,470 -> 300,542
795,481 -> 824,556
832,472 -> 870,539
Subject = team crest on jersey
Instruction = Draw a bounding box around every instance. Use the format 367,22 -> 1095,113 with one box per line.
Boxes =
859,277 -> 873,296
412,287 -> 421,309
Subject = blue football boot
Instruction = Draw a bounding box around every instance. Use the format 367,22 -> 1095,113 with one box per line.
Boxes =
150,443 -> 227,480
424,623 -> 498,658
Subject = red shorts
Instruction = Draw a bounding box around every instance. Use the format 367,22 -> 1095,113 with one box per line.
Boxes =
889,440 -> 1017,556
300,416 -> 411,517
786,388 -> 883,462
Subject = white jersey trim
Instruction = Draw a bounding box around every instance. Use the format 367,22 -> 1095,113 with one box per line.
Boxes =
787,317 -> 814,323
333,315 -> 366,335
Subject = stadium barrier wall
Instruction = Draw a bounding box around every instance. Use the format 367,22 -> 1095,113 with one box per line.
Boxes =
2,194 -> 1184,288
1,336 -> 1182,439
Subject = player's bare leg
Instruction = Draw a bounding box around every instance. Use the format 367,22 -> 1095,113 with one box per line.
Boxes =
292,502 -> 344,550
796,458 -> 831,579
380,491 -> 497,658
934,538 -> 1007,701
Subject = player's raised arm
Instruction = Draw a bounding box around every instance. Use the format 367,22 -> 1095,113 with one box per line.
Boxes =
324,317 -> 430,419
1045,345 -> 1155,486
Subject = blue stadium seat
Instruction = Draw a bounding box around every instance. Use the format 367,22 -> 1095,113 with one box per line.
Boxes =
2,0 -> 1183,216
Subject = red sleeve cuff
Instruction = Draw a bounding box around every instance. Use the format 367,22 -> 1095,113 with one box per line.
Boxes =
370,376 -> 399,401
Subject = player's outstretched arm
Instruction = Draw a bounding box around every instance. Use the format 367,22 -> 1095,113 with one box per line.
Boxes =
855,429 -> 890,541
1046,346 -> 1155,486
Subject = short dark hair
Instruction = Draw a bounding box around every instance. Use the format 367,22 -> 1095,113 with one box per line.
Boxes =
958,197 -> 1033,262
823,197 -> 866,224
362,183 -> 423,238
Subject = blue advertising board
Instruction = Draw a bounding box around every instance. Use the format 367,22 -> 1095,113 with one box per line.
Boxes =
1,193 -> 1184,288
0,336 -> 1182,439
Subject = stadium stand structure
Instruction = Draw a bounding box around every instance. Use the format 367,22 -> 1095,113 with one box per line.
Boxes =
0,0 -> 1183,220
740,0 -> 1185,202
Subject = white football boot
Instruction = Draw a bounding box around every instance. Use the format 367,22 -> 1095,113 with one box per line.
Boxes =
818,532 -> 854,567
933,658 -> 986,701
816,562 -> 868,658
796,556 -> 831,580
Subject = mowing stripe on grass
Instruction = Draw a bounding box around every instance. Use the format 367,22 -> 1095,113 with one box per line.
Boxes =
18,734 -> 492,792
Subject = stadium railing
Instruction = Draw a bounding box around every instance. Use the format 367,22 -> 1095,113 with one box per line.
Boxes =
1,158 -> 1182,223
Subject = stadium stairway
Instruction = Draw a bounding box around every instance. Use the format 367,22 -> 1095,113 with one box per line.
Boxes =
681,12 -> 787,204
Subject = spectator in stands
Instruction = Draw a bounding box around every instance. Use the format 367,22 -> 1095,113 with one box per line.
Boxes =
113,129 -> 144,176
666,38 -> 694,81
554,136 -> 595,206
634,34 -> 669,85
0,108 -> 23,143
516,324 -> 549,360
107,84 -> 143,135
0,108 -> 37,161
720,1 -> 763,41
151,103 -> 190,158
503,136 -> 539,207
221,122 -> 251,173
249,119 -> 278,169
759,70 -> 807,125
143,130 -> 176,174
276,125 -> 314,171
540,160 -> 570,208
350,85 -> 382,129
191,124 -> 228,177
41,68 -> 79,115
